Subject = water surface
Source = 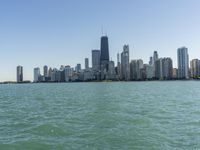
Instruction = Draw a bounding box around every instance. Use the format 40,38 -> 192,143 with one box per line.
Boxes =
0,81 -> 200,149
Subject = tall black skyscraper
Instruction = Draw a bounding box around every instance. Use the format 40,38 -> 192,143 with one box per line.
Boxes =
100,36 -> 109,61
100,36 -> 109,80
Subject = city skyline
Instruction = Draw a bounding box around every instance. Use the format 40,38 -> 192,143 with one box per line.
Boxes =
6,35 -> 200,82
1,0 -> 200,81
15,35 -> 199,83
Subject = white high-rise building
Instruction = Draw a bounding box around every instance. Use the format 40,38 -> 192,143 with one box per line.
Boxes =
34,67 -> 40,82
64,66 -> 72,82
121,45 -> 130,81
177,47 -> 189,79
108,61 -> 116,80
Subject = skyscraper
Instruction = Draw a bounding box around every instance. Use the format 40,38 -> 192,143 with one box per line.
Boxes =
85,58 -> 89,70
75,64 -> 81,73
155,58 -> 163,79
153,51 -> 159,78
121,45 -> 130,81
64,65 -> 72,82
43,65 -> 48,77
117,53 -> 121,78
153,51 -> 158,65
100,36 -> 109,62
162,57 -> 173,79
100,36 -> 109,80
155,57 -> 173,80
136,59 -> 144,80
177,47 -> 189,79
34,67 -> 40,82
48,68 -> 53,79
92,50 -> 100,71
149,56 -> 153,65
144,64 -> 154,79
108,61 -> 116,80
190,59 -> 200,78
16,66 -> 23,83
130,60 -> 137,80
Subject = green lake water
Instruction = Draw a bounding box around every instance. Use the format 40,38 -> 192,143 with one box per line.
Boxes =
0,81 -> 200,149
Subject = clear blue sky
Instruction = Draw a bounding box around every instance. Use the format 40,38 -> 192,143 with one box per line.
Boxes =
1,0 -> 200,81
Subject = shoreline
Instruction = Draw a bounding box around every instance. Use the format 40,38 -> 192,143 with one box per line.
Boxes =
1,79 -> 200,84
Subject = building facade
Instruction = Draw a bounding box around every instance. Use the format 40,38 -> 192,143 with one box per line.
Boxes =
85,58 -> 89,70
177,47 -> 189,79
92,50 -> 100,71
190,59 -> 200,78
100,36 -> 109,80
17,66 -> 23,82
121,45 -> 130,81
34,67 -> 40,82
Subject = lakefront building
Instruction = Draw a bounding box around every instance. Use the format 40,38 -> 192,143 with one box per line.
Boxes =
100,36 -> 109,80
190,59 -> 200,78
177,47 -> 189,79
16,66 -> 23,83
34,67 -> 41,82
85,58 -> 89,70
92,50 -> 100,71
121,45 -> 130,81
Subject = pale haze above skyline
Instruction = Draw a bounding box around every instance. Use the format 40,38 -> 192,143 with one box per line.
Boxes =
1,0 -> 200,81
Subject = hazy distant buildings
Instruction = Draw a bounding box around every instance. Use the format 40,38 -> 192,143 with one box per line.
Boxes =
16,66 -> 23,82
121,45 -> 130,81
100,36 -> 109,80
177,47 -> 189,79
